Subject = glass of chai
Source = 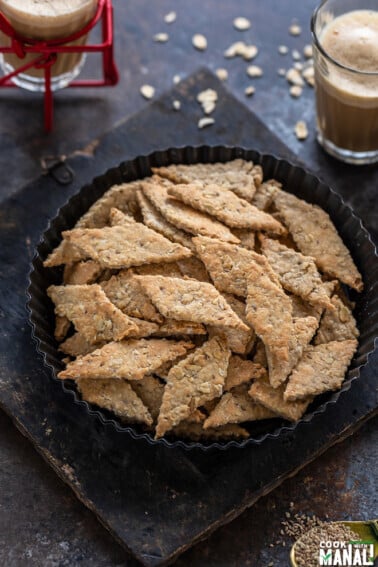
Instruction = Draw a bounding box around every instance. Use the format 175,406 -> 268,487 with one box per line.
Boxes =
0,0 -> 98,92
311,0 -> 378,165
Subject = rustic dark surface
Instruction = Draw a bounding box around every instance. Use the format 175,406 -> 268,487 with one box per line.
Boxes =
0,1 -> 377,566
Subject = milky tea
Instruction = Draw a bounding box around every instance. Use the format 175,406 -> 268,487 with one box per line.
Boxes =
0,0 -> 98,91
312,1 -> 378,164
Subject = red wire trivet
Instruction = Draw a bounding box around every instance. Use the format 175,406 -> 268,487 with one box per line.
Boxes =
0,0 -> 119,131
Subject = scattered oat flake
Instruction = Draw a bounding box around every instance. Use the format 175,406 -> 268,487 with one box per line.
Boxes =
292,49 -> 301,61
303,44 -> 313,58
278,45 -> 289,55
294,62 -> 304,71
164,11 -> 176,24
154,33 -> 169,43
173,74 -> 180,84
216,68 -> 228,81
172,99 -> 181,110
295,120 -> 308,140
247,65 -> 263,78
286,68 -> 304,86
278,68 -> 286,76
245,86 -> 255,97
198,117 -> 215,129
192,34 -> 207,50
233,17 -> 251,30
140,84 -> 155,99
290,85 -> 303,98
224,41 -> 258,61
289,23 -> 302,36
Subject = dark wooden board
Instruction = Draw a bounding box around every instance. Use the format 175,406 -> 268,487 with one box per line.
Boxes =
0,69 -> 377,567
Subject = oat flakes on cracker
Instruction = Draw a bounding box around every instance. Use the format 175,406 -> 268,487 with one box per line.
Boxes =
60,223 -> 192,269
141,177 -> 239,243
207,293 -> 255,355
193,235 -> 279,297
249,378 -> 311,422
136,189 -> 195,251
155,336 -> 230,438
63,260 -> 103,285
100,269 -> 163,323
266,316 -> 319,388
75,181 -> 141,229
204,385 -> 276,429
224,355 -> 267,391
314,294 -> 359,345
130,375 -> 164,422
168,182 -> 286,234
58,339 -> 194,381
284,339 -> 358,401
152,160 -> 259,202
260,236 -> 334,309
273,190 -> 363,291
48,284 -> 140,344
77,378 -> 153,426
135,275 -> 250,331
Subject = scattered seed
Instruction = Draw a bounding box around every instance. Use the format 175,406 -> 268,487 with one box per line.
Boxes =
245,85 -> 255,97
172,100 -> 181,110
140,84 -> 155,99
198,117 -> 215,129
286,512 -> 291,519
216,68 -> 228,81
173,74 -> 181,85
294,62 -> 304,71
233,17 -> 251,31
292,49 -> 301,61
278,45 -> 289,55
289,23 -> 302,36
278,68 -> 286,76
302,65 -> 315,86
224,41 -> 258,61
286,68 -> 304,86
197,88 -> 218,114
295,120 -> 308,140
192,34 -> 207,51
153,32 -> 169,43
164,11 -> 176,24
247,65 -> 263,78
303,44 -> 313,58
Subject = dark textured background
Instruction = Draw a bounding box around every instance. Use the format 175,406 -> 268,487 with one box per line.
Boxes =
0,1 -> 377,566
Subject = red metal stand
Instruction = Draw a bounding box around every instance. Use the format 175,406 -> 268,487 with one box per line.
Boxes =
0,0 -> 119,131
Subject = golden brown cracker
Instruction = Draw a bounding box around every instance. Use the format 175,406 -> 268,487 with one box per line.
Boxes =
314,294 -> 359,345
249,379 -> 311,422
58,338 -> 194,380
177,257 -> 211,282
63,260 -> 102,285
155,336 -> 230,438
48,284 -> 139,344
136,189 -> 195,251
54,315 -> 71,342
101,269 -> 163,323
75,181 -> 141,229
273,190 -> 363,291
141,177 -> 239,243
251,179 -> 281,211
284,339 -> 358,401
260,237 -> 334,309
168,182 -> 286,233
153,159 -> 258,202
204,386 -> 276,428
61,224 -> 192,269
77,378 -> 153,426
135,275 -> 250,331
130,375 -> 165,422
224,356 -> 267,391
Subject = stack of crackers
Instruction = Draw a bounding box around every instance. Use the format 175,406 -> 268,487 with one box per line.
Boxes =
43,159 -> 362,442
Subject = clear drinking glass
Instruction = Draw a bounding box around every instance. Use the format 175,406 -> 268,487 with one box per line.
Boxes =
0,0 -> 98,92
311,0 -> 378,165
